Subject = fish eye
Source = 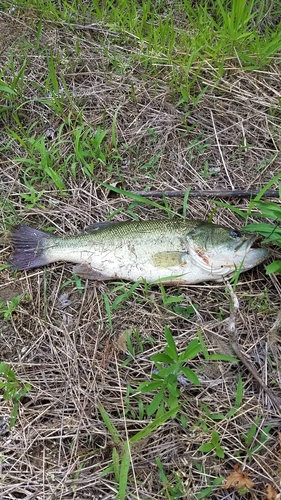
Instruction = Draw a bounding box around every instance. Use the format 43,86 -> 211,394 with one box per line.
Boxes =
230,229 -> 241,238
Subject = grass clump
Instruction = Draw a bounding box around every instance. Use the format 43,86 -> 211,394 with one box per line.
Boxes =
0,362 -> 31,427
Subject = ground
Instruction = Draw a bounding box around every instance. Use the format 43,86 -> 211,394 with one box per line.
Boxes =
0,2 -> 281,499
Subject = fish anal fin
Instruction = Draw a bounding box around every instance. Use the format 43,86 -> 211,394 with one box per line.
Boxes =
73,263 -> 111,281
152,251 -> 189,268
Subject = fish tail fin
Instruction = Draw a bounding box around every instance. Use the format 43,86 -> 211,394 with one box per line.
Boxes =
10,225 -> 54,270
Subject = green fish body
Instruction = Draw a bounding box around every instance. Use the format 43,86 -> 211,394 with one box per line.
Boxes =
10,220 -> 268,284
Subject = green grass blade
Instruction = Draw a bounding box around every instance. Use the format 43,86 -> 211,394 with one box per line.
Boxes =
235,374 -> 243,407
183,188 -> 191,218
103,294 -> 113,331
98,403 -> 120,445
248,170 -> 281,212
208,354 -> 239,362
0,82 -> 17,95
96,180 -> 181,217
119,441 -> 130,500
130,406 -> 179,444
147,387 -> 165,417
112,447 -> 120,482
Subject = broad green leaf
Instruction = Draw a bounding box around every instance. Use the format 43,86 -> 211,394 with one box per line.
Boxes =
211,431 -> 219,445
180,339 -> 202,361
138,397 -> 144,420
180,412 -> 188,428
167,382 -> 180,398
101,464 -> 114,476
181,366 -> 200,386
266,261 -> 281,274
151,353 -> 174,364
156,363 -> 179,378
259,425 -> 273,444
254,201 -> 281,219
244,223 -> 279,234
164,346 -> 179,360
215,445 -> 224,458
201,403 -> 211,417
138,380 -> 163,392
155,400 -> 166,419
0,362 -> 16,381
198,443 -> 214,453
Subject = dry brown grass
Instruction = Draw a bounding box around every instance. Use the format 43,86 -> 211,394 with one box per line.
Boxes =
0,8 -> 281,500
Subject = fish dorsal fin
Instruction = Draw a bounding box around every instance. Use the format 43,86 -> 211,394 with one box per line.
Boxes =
152,251 -> 189,268
83,221 -> 120,234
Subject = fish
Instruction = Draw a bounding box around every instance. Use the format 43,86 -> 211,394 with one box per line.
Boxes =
9,220 -> 268,285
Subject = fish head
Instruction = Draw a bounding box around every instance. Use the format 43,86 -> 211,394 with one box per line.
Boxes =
186,223 -> 269,278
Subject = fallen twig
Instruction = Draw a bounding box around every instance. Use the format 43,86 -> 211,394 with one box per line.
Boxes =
130,188 -> 279,199
226,282 -> 281,414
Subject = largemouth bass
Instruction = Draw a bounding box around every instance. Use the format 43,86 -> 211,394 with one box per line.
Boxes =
10,220 -> 268,284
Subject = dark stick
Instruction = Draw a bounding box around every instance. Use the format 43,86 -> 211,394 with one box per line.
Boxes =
130,189 -> 279,199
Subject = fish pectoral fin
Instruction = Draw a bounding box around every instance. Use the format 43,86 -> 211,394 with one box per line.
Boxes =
152,251 -> 189,268
73,263 -> 110,281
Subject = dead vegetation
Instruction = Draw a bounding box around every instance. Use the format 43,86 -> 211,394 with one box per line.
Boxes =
0,6 -> 281,500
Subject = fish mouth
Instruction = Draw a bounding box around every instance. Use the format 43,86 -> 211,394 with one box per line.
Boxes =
191,233 -> 268,274
235,234 -> 259,253
235,233 -> 269,270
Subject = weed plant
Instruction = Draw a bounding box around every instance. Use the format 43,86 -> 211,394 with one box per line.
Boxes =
0,362 -> 31,427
